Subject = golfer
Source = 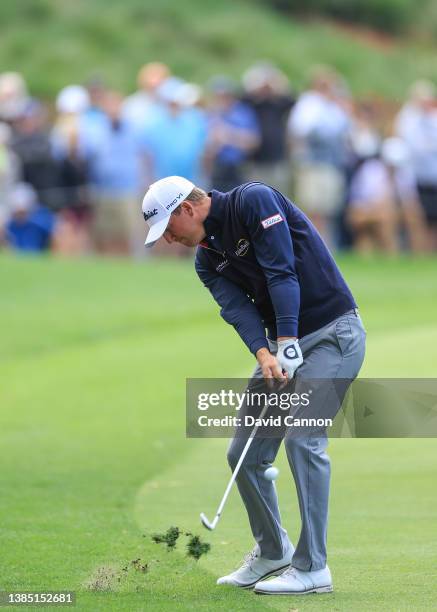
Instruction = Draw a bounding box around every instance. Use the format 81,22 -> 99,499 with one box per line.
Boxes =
142,176 -> 366,595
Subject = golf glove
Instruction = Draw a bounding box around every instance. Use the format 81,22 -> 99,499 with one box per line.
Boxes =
267,338 -> 278,354
277,339 -> 303,379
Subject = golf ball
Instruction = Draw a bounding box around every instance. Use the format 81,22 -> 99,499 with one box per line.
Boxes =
263,466 -> 279,481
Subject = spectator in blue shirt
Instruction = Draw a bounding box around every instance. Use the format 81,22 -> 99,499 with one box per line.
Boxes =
206,76 -> 260,191
79,90 -> 147,255
5,183 -> 55,252
142,78 -> 208,184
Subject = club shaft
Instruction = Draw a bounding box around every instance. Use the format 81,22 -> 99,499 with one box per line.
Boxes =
213,401 -> 270,522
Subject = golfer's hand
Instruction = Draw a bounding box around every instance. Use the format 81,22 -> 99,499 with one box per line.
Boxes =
256,348 -> 286,385
277,338 -> 303,379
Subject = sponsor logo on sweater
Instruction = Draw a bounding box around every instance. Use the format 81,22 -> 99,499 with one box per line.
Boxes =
261,214 -> 283,229
216,259 -> 229,272
235,238 -> 250,257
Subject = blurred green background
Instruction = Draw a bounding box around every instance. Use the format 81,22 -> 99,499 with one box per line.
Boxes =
1,0 -> 437,98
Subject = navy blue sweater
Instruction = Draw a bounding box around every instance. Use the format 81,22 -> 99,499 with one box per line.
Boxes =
195,182 -> 356,355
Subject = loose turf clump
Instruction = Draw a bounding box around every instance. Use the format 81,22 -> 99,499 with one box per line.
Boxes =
186,533 -> 211,560
149,527 -> 211,560
151,526 -> 181,550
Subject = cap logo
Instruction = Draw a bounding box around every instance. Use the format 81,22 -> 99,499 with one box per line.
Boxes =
143,208 -> 158,222
165,192 -> 184,210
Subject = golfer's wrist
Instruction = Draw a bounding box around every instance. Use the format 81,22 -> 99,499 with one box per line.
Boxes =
256,347 -> 271,363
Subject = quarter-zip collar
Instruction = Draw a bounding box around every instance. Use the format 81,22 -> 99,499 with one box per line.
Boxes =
203,190 -> 228,241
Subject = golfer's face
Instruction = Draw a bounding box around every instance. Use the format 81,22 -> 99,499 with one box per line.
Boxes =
163,209 -> 201,247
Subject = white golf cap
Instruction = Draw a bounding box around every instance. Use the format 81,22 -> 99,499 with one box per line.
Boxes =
142,176 -> 195,247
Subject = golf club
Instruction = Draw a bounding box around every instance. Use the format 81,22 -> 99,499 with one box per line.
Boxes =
200,400 -> 270,530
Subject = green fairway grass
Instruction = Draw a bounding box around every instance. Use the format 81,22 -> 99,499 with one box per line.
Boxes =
1,253 -> 437,611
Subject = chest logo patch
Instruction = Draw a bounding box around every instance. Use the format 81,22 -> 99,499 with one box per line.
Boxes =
261,214 -> 283,229
235,238 -> 250,257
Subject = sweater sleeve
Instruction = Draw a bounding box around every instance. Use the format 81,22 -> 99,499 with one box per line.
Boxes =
195,253 -> 269,355
238,183 -> 300,337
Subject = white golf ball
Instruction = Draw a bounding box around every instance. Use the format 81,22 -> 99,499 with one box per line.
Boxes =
263,466 -> 279,481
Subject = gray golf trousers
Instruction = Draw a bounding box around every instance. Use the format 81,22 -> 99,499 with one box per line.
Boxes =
227,310 -> 366,571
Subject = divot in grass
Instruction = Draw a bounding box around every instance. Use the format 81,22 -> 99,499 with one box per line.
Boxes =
84,565 -> 120,591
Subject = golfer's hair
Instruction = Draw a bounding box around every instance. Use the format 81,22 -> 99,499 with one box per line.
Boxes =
186,186 -> 207,203
171,186 -> 207,215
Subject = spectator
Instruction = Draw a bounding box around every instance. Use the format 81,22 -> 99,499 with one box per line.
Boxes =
349,102 -> 382,167
84,76 -> 107,128
395,80 -> 437,250
5,183 -> 55,253
0,72 -> 28,123
205,76 -> 260,192
143,77 -> 208,184
288,66 -> 351,246
11,99 -> 62,210
142,79 -> 208,257
346,138 -> 427,253
80,89 -> 147,256
51,85 -> 91,214
339,101 -> 383,249
242,62 -> 295,194
51,85 -> 91,253
123,62 -> 169,129
0,122 -> 20,227
381,137 -> 428,252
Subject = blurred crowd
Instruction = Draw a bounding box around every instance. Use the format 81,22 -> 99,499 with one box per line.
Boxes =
1,62 -> 437,257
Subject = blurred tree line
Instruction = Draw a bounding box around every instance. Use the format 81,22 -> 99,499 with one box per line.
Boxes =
264,0 -> 437,37
1,0 -> 437,98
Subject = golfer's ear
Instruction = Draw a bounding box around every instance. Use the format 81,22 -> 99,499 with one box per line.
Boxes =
181,201 -> 194,216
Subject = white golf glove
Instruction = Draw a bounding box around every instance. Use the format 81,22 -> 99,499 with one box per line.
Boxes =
267,338 -> 278,354
277,339 -> 303,379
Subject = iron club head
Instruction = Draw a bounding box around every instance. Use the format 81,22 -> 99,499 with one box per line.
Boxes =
200,512 -> 216,530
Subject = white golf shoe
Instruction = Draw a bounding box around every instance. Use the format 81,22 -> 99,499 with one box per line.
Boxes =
254,565 -> 333,595
216,545 -> 293,589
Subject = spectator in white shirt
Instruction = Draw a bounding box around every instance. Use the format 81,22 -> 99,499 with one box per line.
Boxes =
287,66 -> 351,247
395,80 -> 437,249
347,137 -> 427,253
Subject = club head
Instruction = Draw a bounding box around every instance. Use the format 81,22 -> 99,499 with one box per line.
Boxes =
200,512 -> 215,530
